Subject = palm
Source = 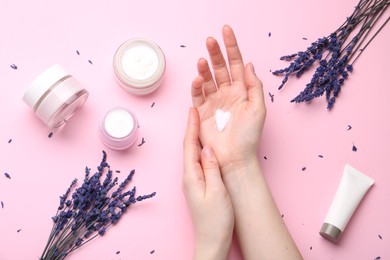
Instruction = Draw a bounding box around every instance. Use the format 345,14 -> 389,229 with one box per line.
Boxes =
196,84 -> 260,169
191,26 -> 265,170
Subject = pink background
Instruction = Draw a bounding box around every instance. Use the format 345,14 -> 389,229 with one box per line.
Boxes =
1,0 -> 389,259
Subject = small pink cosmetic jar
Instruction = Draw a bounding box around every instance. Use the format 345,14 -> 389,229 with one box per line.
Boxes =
23,65 -> 89,129
113,38 -> 166,95
99,107 -> 139,150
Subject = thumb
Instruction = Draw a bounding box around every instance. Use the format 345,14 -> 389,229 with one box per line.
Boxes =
245,62 -> 266,110
201,146 -> 224,190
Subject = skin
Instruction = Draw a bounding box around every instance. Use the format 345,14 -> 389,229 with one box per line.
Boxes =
183,25 -> 303,259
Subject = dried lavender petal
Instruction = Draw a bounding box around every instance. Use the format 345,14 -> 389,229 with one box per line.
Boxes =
268,92 -> 274,102
48,132 -> 53,138
116,251 -> 120,254
375,257 -> 381,260
268,32 -> 271,37
1,201 -> 4,208
378,234 -> 382,239
264,156 -> 268,160
10,64 -> 18,70
4,173 -> 11,179
180,45 -> 186,48
17,229 -> 22,233
352,143 -> 358,152
310,246 -> 312,250
318,155 -> 324,158
76,50 -> 80,55
347,125 -> 352,131
138,137 -> 145,147
150,250 -> 155,254
8,139 -> 12,143
151,102 -> 155,108
302,167 -> 306,171
88,60 -> 93,65
303,37 -> 308,40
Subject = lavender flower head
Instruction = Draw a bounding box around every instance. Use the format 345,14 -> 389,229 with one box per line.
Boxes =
40,151 -> 156,260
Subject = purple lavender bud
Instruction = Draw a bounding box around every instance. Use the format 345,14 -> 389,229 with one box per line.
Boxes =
4,172 -> 11,179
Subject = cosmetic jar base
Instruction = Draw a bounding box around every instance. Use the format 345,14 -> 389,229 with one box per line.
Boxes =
23,64 -> 89,130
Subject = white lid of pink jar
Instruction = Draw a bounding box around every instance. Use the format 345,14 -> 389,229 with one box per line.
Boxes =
99,107 -> 139,150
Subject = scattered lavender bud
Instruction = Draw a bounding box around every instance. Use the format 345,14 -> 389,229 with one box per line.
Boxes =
88,60 -> 93,65
116,251 -> 120,255
302,167 -> 306,171
281,214 -> 284,218
48,132 -> 53,138
375,257 -> 381,260
138,137 -> 145,147
150,250 -> 155,254
76,50 -> 80,55
17,229 -> 22,233
4,172 -> 11,179
378,234 -> 382,239
347,125 -> 352,131
264,156 -> 268,160
268,92 -> 274,102
302,37 -> 308,40
310,246 -> 312,250
268,32 -> 271,37
10,64 -> 18,70
180,45 -> 186,48
352,143 -> 358,152
115,170 -> 121,173
318,155 -> 324,158
151,102 -> 155,108
8,139 -> 12,143
1,201 -> 4,208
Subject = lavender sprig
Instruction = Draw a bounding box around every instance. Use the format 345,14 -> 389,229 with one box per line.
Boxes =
40,151 -> 156,260
273,0 -> 389,109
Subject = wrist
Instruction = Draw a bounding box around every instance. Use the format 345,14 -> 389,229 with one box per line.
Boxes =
194,237 -> 231,260
221,154 -> 260,179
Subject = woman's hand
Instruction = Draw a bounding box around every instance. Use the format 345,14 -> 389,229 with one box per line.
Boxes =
191,25 -> 266,173
183,107 -> 234,260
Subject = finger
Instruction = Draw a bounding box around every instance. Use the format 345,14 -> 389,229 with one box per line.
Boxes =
222,25 -> 245,83
197,58 -> 218,97
191,75 -> 205,107
183,108 -> 205,194
206,37 -> 231,89
245,63 -> 266,112
200,146 -> 224,193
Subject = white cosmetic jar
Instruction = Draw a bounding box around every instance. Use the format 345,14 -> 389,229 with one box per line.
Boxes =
113,38 -> 166,95
99,107 -> 139,150
23,65 -> 89,129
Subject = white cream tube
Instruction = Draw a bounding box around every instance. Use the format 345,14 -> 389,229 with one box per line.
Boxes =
320,164 -> 374,243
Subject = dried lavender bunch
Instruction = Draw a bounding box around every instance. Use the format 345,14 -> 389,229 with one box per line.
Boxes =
40,151 -> 156,260
273,0 -> 389,109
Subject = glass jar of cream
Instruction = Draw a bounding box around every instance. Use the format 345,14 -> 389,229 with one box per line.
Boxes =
113,38 -> 166,95
23,64 -> 89,129
99,107 -> 139,150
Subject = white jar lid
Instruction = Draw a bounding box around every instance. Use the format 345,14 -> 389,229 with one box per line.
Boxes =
113,39 -> 166,95
23,64 -> 70,110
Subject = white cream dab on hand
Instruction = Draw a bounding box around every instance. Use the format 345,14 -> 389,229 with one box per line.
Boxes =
215,109 -> 231,132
